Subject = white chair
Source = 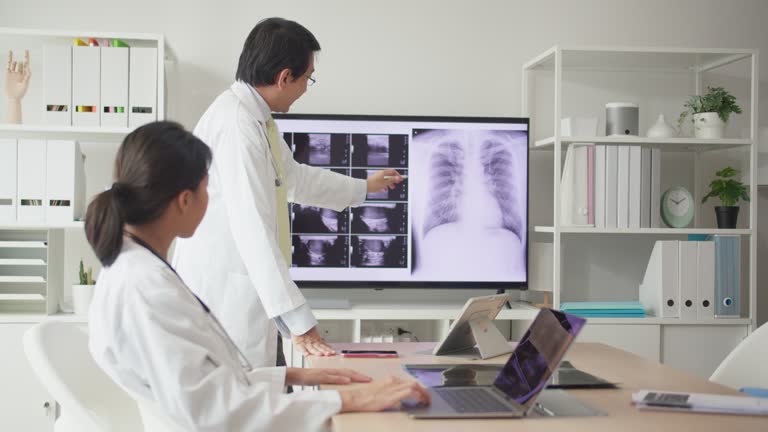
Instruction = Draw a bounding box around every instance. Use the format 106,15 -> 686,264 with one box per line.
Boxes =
23,321 -> 144,431
710,321 -> 768,390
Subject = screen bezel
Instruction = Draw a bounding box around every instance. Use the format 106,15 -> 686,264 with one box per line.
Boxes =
274,113 -> 529,290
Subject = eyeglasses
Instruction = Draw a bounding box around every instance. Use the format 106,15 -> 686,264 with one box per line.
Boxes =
306,74 -> 316,86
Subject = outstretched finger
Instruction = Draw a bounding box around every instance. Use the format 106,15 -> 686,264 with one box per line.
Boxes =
6,51 -> 11,71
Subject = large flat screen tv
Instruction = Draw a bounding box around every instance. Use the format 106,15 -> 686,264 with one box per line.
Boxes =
274,114 -> 528,289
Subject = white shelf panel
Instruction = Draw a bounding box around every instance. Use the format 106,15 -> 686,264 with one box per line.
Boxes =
534,226 -> 751,235
533,136 -> 751,152
585,317 -> 751,326
0,124 -> 132,141
524,46 -> 755,71
312,302 -> 539,321
0,27 -> 162,41
0,221 -> 84,230
0,294 -> 45,301
0,276 -> 46,284
0,259 -> 46,266
0,241 -> 47,249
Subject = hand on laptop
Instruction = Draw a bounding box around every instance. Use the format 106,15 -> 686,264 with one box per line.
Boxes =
339,376 -> 431,412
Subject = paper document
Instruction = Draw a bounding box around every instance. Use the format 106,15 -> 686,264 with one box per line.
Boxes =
632,390 -> 768,416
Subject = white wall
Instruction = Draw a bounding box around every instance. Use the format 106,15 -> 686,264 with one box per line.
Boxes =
1,0 -> 767,313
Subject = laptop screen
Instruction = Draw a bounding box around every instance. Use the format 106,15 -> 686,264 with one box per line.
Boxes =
492,308 -> 586,409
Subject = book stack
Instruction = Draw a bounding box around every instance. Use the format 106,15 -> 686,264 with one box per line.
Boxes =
560,301 -> 646,318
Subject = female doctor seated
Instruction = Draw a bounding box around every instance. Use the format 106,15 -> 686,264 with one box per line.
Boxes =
85,121 -> 430,431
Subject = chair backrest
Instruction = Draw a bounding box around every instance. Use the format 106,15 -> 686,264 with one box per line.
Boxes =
710,322 -> 768,390
23,321 -> 143,432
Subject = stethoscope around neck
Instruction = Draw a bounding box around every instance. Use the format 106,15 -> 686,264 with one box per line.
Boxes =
245,83 -> 284,187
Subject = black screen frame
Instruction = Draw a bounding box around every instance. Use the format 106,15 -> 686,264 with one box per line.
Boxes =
274,113 -> 529,290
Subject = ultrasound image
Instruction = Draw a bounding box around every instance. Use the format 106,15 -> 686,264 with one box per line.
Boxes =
292,235 -> 349,267
291,133 -> 349,166
351,134 -> 408,167
351,235 -> 407,268
351,203 -> 407,235
292,204 -> 349,233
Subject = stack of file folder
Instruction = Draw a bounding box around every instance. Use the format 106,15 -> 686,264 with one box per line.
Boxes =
560,301 -> 647,318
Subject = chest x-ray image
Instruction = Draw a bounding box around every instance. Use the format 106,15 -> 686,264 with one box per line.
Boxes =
409,128 -> 527,281
351,203 -> 407,235
292,235 -> 349,267
352,169 -> 408,201
351,235 -> 407,268
351,134 -> 408,167
289,132 -> 350,166
292,204 -> 349,233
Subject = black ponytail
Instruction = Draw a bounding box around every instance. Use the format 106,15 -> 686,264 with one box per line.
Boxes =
85,121 -> 212,266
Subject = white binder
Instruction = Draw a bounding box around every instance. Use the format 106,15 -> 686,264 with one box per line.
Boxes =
128,47 -> 158,128
678,241 -> 698,320
560,143 -> 591,226
616,145 -> 629,228
640,147 -> 651,228
604,145 -> 618,228
42,45 -> 72,126
650,149 -> 661,228
72,46 -> 101,127
45,140 -> 85,224
0,139 -> 17,223
594,145 -> 606,228
16,140 -> 47,224
639,240 -> 680,318
100,47 -> 129,128
628,145 -> 642,229
696,241 -> 715,320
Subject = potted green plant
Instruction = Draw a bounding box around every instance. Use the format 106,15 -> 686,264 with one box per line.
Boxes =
72,259 -> 96,316
702,166 -> 750,228
678,86 -> 742,139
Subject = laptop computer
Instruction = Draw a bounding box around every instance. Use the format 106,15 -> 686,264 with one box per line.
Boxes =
406,307 -> 587,418
404,360 -> 617,389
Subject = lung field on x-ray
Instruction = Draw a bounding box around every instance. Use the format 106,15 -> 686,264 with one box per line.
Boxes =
480,139 -> 523,240
422,140 -> 464,238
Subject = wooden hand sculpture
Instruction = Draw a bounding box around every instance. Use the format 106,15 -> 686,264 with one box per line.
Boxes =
5,49 -> 31,124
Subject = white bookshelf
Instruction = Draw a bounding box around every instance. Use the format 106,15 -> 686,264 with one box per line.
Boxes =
0,28 -> 166,431
522,45 -> 758,372
533,136 -> 752,152
534,226 -> 752,235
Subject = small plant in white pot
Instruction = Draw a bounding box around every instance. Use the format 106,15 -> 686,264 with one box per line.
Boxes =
678,86 -> 742,139
72,259 -> 95,316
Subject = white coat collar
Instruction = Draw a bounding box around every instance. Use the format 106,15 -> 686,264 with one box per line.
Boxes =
230,80 -> 272,124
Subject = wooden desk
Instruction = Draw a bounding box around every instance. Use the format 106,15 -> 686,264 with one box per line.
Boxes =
308,342 -> 766,432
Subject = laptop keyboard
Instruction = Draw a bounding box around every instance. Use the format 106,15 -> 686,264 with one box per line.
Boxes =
435,387 -> 514,413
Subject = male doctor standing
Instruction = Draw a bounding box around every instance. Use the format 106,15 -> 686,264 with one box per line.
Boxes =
173,17 -> 403,369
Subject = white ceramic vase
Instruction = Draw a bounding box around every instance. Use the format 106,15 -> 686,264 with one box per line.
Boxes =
646,114 -> 676,138
693,112 -> 725,139
72,284 -> 95,316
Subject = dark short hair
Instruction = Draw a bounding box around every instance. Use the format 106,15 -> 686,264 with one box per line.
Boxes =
235,17 -> 321,86
85,121 -> 212,266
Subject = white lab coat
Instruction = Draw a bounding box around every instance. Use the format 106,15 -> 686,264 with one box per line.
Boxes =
89,238 -> 342,431
173,81 -> 367,368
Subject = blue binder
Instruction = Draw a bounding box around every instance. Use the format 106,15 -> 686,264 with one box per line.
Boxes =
707,235 -> 741,318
